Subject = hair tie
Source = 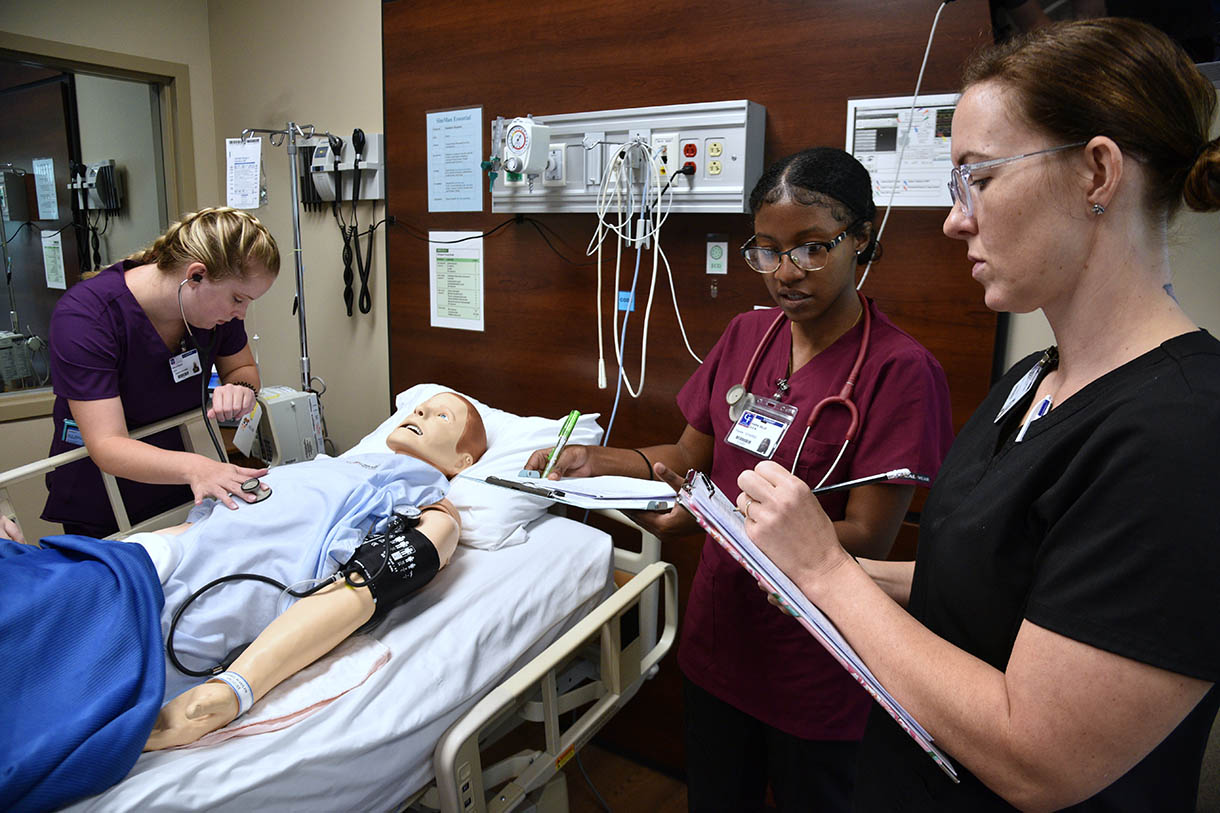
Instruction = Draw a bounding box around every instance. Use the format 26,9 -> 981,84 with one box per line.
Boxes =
631,448 -> 655,480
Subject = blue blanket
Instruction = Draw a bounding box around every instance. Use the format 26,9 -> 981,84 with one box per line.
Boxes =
0,534 -> 164,813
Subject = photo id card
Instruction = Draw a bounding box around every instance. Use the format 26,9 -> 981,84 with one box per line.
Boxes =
725,396 -> 798,459
169,349 -> 202,383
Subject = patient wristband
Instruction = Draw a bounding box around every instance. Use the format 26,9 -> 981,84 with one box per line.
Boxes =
210,670 -> 255,717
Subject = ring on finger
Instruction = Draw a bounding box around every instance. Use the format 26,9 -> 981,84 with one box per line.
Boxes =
743,496 -> 754,520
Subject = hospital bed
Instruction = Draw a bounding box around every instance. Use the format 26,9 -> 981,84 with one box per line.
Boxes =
0,392 -> 677,813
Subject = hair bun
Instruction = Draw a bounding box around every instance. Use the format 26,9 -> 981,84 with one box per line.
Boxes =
1183,136 -> 1220,212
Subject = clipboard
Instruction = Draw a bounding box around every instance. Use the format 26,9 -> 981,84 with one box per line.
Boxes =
676,469 -> 959,783
482,475 -> 676,511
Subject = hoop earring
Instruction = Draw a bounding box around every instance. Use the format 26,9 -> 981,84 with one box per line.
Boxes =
1091,203 -> 1106,215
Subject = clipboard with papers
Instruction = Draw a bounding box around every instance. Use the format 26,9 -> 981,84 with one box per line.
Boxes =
676,469 -> 959,783
482,474 -> 677,511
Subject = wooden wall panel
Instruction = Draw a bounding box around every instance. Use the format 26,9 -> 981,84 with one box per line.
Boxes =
384,0 -> 994,776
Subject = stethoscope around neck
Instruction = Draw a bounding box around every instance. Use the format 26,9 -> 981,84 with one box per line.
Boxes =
725,291 -> 872,487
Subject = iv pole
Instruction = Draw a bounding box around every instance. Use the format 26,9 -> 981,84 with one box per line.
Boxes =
239,122 -> 330,395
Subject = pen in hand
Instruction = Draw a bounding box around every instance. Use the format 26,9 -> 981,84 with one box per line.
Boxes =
541,410 -> 581,479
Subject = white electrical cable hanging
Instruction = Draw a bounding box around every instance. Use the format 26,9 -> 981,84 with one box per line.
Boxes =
587,135 -> 702,397
857,0 -> 951,291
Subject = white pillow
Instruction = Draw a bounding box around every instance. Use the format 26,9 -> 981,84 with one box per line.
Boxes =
341,383 -> 603,549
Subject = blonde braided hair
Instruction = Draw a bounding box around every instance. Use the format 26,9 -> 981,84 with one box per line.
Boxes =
129,207 -> 280,280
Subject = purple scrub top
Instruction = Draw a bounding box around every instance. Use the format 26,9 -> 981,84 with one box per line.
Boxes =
42,259 -> 248,533
676,298 -> 955,740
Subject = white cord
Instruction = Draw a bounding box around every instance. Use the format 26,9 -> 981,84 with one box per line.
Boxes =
587,136 -> 701,396
858,0 -> 950,291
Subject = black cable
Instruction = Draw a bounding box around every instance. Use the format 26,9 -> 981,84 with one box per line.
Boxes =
355,216 -> 376,314
166,571 -> 338,677
574,751 -> 613,813
166,513 -> 411,676
521,217 -> 594,267
341,223 -> 356,316
388,215 -> 517,244
2,220 -> 34,245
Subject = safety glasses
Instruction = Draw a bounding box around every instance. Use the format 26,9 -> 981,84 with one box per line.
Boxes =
740,220 -> 861,274
948,142 -> 1087,217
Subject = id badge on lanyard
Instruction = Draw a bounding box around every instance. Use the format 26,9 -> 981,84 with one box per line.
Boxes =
169,348 -> 202,383
725,395 -> 798,460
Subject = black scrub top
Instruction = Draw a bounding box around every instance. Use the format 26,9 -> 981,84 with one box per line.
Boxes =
854,330 -> 1220,812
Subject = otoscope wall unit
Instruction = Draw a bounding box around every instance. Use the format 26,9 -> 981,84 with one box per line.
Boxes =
488,100 -> 766,214
308,132 -> 385,202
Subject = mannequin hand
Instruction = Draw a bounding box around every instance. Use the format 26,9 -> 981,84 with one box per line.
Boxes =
737,460 -> 852,589
188,456 -> 270,509
622,461 -> 699,538
1,514 -> 26,545
145,680 -> 240,751
207,383 -> 257,422
523,444 -> 597,480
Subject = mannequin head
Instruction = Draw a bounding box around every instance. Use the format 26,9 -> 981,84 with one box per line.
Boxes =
385,393 -> 488,477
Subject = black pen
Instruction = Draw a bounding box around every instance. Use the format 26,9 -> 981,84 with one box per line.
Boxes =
811,468 -> 929,495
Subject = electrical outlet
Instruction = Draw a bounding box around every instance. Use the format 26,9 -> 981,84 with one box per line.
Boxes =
544,145 -> 566,186
707,140 -> 724,158
677,139 -> 699,189
707,160 -> 723,176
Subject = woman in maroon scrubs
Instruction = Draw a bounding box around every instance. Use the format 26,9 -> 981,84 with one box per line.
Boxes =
43,207 -> 279,537
528,148 -> 954,811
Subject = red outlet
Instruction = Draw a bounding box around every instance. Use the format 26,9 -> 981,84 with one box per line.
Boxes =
683,143 -> 698,157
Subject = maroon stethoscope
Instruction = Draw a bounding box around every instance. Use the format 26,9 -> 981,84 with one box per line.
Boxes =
724,291 -> 872,484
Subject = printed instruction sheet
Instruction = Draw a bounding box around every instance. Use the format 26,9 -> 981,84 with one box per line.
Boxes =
429,231 -> 484,331
426,107 -> 483,212
226,137 -> 262,209
41,230 -> 66,289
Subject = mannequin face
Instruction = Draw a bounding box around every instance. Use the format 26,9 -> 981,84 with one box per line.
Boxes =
385,393 -> 476,477
181,261 -> 275,328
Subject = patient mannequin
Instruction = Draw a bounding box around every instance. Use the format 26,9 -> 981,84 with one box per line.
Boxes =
145,393 -> 487,751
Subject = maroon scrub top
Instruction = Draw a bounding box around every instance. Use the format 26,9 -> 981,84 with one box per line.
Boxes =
42,259 -> 249,533
676,299 -> 954,740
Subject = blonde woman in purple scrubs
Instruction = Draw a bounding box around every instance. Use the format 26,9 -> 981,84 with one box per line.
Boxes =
43,207 -> 279,537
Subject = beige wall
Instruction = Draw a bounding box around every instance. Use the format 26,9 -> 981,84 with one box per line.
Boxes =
75,73 -> 167,262
1004,209 -> 1220,369
2,0 -> 219,207
1004,108 -> 1220,369
207,0 -> 389,453
1,0 -> 389,537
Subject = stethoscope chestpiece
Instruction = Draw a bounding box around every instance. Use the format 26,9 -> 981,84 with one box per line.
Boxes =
241,477 -> 272,503
726,384 -> 755,424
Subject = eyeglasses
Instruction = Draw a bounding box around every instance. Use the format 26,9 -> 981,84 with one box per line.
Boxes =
948,142 -> 1086,218
740,222 -> 859,274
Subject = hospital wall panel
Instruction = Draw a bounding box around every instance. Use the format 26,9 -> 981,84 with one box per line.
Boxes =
383,0 -> 994,776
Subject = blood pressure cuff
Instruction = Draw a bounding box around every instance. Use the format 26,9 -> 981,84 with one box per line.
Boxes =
343,520 -> 440,624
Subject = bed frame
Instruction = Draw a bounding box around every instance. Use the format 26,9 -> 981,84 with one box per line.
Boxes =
0,409 -> 679,813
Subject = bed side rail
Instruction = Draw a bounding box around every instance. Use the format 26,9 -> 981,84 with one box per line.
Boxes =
429,556 -> 678,813
0,409 -> 216,537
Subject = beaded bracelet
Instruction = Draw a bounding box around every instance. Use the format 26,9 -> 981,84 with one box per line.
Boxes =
228,381 -> 258,394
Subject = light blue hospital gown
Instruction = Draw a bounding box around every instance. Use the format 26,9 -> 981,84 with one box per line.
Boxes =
160,453 -> 448,701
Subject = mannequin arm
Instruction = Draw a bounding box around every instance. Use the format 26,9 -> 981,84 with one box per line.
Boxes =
146,505 -> 460,750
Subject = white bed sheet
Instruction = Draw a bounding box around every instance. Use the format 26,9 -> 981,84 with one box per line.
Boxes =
64,514 -> 612,812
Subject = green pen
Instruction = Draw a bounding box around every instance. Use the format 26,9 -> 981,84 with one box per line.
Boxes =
542,410 -> 581,479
